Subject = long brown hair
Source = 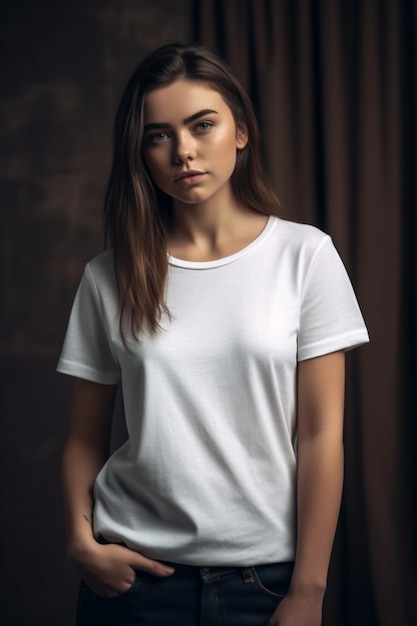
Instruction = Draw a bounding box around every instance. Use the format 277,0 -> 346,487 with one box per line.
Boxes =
104,43 -> 281,341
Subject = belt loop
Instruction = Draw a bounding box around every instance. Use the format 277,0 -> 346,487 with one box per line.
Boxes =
241,566 -> 255,584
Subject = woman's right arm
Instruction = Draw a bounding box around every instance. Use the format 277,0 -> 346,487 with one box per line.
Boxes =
61,377 -> 175,597
62,378 -> 115,559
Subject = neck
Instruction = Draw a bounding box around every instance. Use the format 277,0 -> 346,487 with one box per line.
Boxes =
170,187 -> 248,244
167,192 -> 268,262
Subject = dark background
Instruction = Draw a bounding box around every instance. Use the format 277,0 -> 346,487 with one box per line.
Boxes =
0,1 -> 190,625
1,1 -> 416,625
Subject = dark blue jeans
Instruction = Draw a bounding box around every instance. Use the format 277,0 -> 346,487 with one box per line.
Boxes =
76,561 -> 294,626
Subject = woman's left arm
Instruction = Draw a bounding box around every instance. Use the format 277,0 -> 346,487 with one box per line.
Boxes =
269,350 -> 345,626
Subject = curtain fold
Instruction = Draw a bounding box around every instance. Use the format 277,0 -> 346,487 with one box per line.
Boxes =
193,2 -> 416,625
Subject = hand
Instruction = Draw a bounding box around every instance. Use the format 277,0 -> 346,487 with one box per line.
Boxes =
70,538 -> 175,598
268,589 -> 323,626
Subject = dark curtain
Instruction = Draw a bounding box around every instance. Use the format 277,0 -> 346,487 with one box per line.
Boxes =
192,2 -> 417,625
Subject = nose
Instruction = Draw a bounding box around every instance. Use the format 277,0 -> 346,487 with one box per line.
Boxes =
173,131 -> 196,163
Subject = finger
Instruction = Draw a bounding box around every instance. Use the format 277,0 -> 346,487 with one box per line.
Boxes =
128,552 -> 175,577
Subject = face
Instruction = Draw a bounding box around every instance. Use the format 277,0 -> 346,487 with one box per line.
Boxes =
142,79 -> 248,208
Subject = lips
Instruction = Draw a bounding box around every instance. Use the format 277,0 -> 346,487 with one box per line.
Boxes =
175,170 -> 206,182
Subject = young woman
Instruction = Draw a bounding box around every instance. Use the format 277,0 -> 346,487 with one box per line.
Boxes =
58,43 -> 369,626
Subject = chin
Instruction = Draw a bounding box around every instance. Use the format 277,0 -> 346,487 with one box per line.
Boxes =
172,192 -> 209,206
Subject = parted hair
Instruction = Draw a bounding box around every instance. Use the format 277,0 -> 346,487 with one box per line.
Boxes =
104,42 -> 281,341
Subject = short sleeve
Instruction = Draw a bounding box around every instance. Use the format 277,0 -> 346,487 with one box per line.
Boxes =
297,236 -> 369,361
57,264 -> 120,384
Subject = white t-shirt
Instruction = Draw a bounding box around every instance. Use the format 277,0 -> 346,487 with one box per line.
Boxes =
57,216 -> 369,566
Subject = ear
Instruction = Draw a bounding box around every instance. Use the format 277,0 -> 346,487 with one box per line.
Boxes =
236,122 -> 248,149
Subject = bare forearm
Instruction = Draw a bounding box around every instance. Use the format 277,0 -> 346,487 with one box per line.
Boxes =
58,380 -> 174,593
61,439 -> 108,556
269,353 -> 345,625
290,431 -> 344,595
61,431 -> 175,594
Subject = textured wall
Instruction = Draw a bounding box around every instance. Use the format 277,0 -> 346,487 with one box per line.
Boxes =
0,2 -> 191,624
1,0 -> 191,356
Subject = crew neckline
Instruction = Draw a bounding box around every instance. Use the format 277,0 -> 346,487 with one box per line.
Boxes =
168,216 -> 276,269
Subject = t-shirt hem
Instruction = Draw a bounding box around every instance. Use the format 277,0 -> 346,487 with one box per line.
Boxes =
56,358 -> 120,384
94,529 -> 296,567
297,329 -> 370,361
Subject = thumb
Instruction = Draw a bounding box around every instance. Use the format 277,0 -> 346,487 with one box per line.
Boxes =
128,551 -> 175,577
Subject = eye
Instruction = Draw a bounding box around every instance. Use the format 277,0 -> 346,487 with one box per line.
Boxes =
195,121 -> 213,133
146,131 -> 170,145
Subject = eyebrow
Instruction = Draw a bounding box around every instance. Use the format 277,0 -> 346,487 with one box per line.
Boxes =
143,108 -> 218,132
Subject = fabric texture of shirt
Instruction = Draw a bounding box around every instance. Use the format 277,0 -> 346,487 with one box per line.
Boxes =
57,216 -> 369,566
